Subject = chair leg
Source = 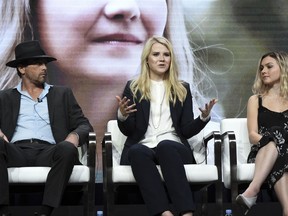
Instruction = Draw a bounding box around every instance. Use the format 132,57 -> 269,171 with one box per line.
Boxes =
231,183 -> 238,204
83,187 -> 88,216
107,192 -> 114,216
202,188 -> 208,216
106,187 -> 115,216
88,184 -> 95,216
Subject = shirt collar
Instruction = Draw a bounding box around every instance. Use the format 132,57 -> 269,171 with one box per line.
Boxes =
15,81 -> 52,93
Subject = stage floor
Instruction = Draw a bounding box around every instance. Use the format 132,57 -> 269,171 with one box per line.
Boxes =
8,203 -> 282,216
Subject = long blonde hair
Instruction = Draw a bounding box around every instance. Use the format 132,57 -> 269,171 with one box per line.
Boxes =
130,36 -> 187,105
252,51 -> 288,98
0,0 -> 31,89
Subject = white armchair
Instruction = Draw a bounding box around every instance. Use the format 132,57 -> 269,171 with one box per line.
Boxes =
102,120 -> 223,216
8,132 -> 96,216
221,118 -> 255,202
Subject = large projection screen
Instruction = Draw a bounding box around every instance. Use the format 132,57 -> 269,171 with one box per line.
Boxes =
1,0 -> 288,182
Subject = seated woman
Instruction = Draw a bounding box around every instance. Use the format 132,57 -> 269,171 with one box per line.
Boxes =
236,51 -> 288,216
116,36 -> 217,216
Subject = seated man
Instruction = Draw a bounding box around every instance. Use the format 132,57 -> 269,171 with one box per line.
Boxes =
0,40 -> 93,216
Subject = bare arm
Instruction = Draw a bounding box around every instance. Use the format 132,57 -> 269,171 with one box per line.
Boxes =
247,95 -> 262,144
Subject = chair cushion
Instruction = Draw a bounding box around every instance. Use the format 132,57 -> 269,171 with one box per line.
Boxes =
237,163 -> 255,182
108,120 -> 219,186
112,164 -> 218,183
8,165 -> 90,183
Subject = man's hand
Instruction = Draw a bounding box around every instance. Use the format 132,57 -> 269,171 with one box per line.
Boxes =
0,130 -> 8,143
65,132 -> 79,147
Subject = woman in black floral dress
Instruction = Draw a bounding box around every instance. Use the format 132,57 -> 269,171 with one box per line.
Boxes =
236,51 -> 288,216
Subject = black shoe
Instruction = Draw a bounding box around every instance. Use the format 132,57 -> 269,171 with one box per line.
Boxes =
1,213 -> 11,216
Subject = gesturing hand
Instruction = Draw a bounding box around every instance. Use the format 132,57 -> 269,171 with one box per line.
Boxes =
116,96 -> 137,117
199,98 -> 217,119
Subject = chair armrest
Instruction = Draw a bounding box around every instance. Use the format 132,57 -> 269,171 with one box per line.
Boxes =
88,132 -> 96,168
221,130 -> 238,201
203,131 -> 222,204
102,132 -> 113,194
203,131 -> 221,165
87,132 -> 96,213
102,131 -> 113,202
221,131 -> 237,180
102,132 -> 113,169
78,132 -> 96,166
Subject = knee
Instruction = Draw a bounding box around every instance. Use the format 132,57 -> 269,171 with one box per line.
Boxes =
128,144 -> 152,161
157,141 -> 169,149
157,141 -> 175,154
55,141 -> 78,158
129,144 -> 146,155
156,141 -> 187,163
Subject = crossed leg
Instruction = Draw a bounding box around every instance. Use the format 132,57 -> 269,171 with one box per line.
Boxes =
242,141 -> 278,198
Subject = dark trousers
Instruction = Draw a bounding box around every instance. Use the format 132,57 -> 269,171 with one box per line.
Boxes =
0,139 -> 80,207
125,140 -> 196,216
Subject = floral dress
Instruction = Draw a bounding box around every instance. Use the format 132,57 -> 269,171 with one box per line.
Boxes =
247,97 -> 288,188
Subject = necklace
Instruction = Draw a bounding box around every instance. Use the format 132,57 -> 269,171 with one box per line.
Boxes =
151,89 -> 166,129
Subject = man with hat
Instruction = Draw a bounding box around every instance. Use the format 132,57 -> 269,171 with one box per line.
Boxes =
0,41 -> 93,216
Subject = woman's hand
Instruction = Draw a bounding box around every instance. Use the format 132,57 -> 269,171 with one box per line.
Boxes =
116,96 -> 137,117
199,98 -> 217,119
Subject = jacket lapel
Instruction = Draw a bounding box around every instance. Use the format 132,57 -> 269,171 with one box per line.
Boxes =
170,100 -> 178,126
47,87 -> 55,125
11,89 -> 20,128
141,99 -> 150,125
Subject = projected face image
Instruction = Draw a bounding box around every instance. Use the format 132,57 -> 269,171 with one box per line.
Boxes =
37,0 -> 168,81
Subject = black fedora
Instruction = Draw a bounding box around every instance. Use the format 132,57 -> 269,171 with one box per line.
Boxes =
6,40 -> 57,68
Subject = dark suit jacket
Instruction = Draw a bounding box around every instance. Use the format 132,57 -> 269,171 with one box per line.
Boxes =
118,80 -> 209,163
0,85 -> 93,145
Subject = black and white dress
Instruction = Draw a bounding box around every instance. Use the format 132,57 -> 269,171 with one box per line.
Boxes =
247,96 -> 288,188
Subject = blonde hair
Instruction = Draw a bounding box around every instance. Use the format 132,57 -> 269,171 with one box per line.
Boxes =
252,51 -> 288,98
130,36 -> 187,105
0,0 -> 31,89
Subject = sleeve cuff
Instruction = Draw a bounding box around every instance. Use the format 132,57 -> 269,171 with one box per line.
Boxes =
200,114 -> 210,122
117,109 -> 128,122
